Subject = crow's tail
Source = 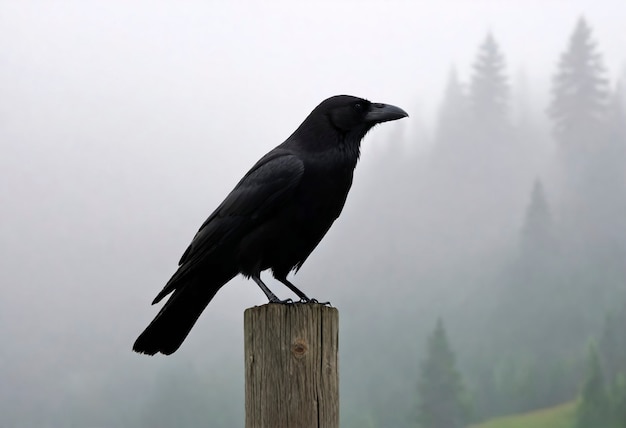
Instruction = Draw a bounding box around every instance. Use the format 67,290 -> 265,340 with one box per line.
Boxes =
133,271 -> 236,355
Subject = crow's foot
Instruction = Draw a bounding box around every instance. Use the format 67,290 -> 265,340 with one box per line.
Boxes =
297,298 -> 331,306
269,297 -> 294,304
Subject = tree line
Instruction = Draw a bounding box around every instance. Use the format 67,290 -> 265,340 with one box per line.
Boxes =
414,16 -> 626,428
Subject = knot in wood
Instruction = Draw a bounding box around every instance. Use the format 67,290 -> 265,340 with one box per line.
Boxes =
291,339 -> 308,358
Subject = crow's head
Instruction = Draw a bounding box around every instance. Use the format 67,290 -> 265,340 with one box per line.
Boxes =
289,95 -> 408,153
320,95 -> 408,133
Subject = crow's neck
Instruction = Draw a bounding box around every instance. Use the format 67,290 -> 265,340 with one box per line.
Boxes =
288,120 -> 371,163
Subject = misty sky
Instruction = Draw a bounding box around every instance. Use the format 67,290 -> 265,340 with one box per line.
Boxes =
1,1 -> 625,426
2,1 -> 625,132
2,0 -> 625,349
2,1 -> 624,291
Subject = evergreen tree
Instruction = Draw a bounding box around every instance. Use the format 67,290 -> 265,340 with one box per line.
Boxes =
482,179 -> 584,415
549,17 -> 609,151
416,319 -> 469,428
600,305 -> 626,382
609,374 -> 626,428
577,344 -> 611,428
549,15 -> 612,223
599,304 -> 626,428
469,32 -> 510,131
442,32 -> 523,251
549,17 -> 625,289
466,31 -> 524,195
520,179 -> 554,260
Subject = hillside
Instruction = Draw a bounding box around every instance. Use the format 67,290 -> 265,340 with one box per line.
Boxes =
469,401 -> 577,428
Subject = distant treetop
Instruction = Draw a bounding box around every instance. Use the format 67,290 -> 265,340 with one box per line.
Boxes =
549,17 -> 609,147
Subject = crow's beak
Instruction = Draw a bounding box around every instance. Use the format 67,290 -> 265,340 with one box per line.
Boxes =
365,103 -> 409,124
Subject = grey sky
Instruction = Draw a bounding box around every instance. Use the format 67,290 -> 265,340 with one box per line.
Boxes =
2,1 -> 624,130
2,0 -> 624,328
1,0 -> 624,338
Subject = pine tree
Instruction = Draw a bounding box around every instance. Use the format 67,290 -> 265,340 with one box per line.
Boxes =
451,32 -> 523,250
466,31 -> 524,197
549,17 -> 609,151
609,374 -> 626,428
469,33 -> 510,131
416,319 -> 469,428
520,179 -> 554,259
577,343 -> 611,428
600,305 -> 626,382
601,305 -> 626,428
549,17 -> 625,252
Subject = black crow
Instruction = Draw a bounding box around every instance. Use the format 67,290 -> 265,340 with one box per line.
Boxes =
133,95 -> 407,355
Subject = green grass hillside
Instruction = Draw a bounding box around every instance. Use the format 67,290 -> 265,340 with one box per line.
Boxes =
469,401 -> 577,428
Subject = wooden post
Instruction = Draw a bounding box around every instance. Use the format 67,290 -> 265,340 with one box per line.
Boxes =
244,303 -> 339,428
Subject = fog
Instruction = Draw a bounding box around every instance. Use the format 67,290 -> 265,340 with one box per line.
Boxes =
1,1 -> 625,427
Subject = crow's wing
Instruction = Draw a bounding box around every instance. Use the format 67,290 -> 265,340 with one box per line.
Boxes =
152,150 -> 304,303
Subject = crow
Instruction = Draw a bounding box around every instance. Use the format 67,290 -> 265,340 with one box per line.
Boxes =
133,95 -> 407,355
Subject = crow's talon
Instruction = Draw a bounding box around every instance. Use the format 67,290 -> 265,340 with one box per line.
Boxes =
298,298 -> 331,306
269,297 -> 294,304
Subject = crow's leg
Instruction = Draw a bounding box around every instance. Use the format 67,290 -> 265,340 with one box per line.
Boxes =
276,276 -> 331,305
274,276 -> 313,302
252,274 -> 292,304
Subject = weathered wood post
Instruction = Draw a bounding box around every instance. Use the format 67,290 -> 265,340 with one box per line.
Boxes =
244,303 -> 339,428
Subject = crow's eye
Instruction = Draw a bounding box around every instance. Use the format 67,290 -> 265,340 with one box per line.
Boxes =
354,103 -> 363,111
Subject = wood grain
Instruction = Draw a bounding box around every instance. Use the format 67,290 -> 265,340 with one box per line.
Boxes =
244,303 -> 339,428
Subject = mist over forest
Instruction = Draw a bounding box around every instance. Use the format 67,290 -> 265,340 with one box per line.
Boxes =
1,2 -> 625,428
